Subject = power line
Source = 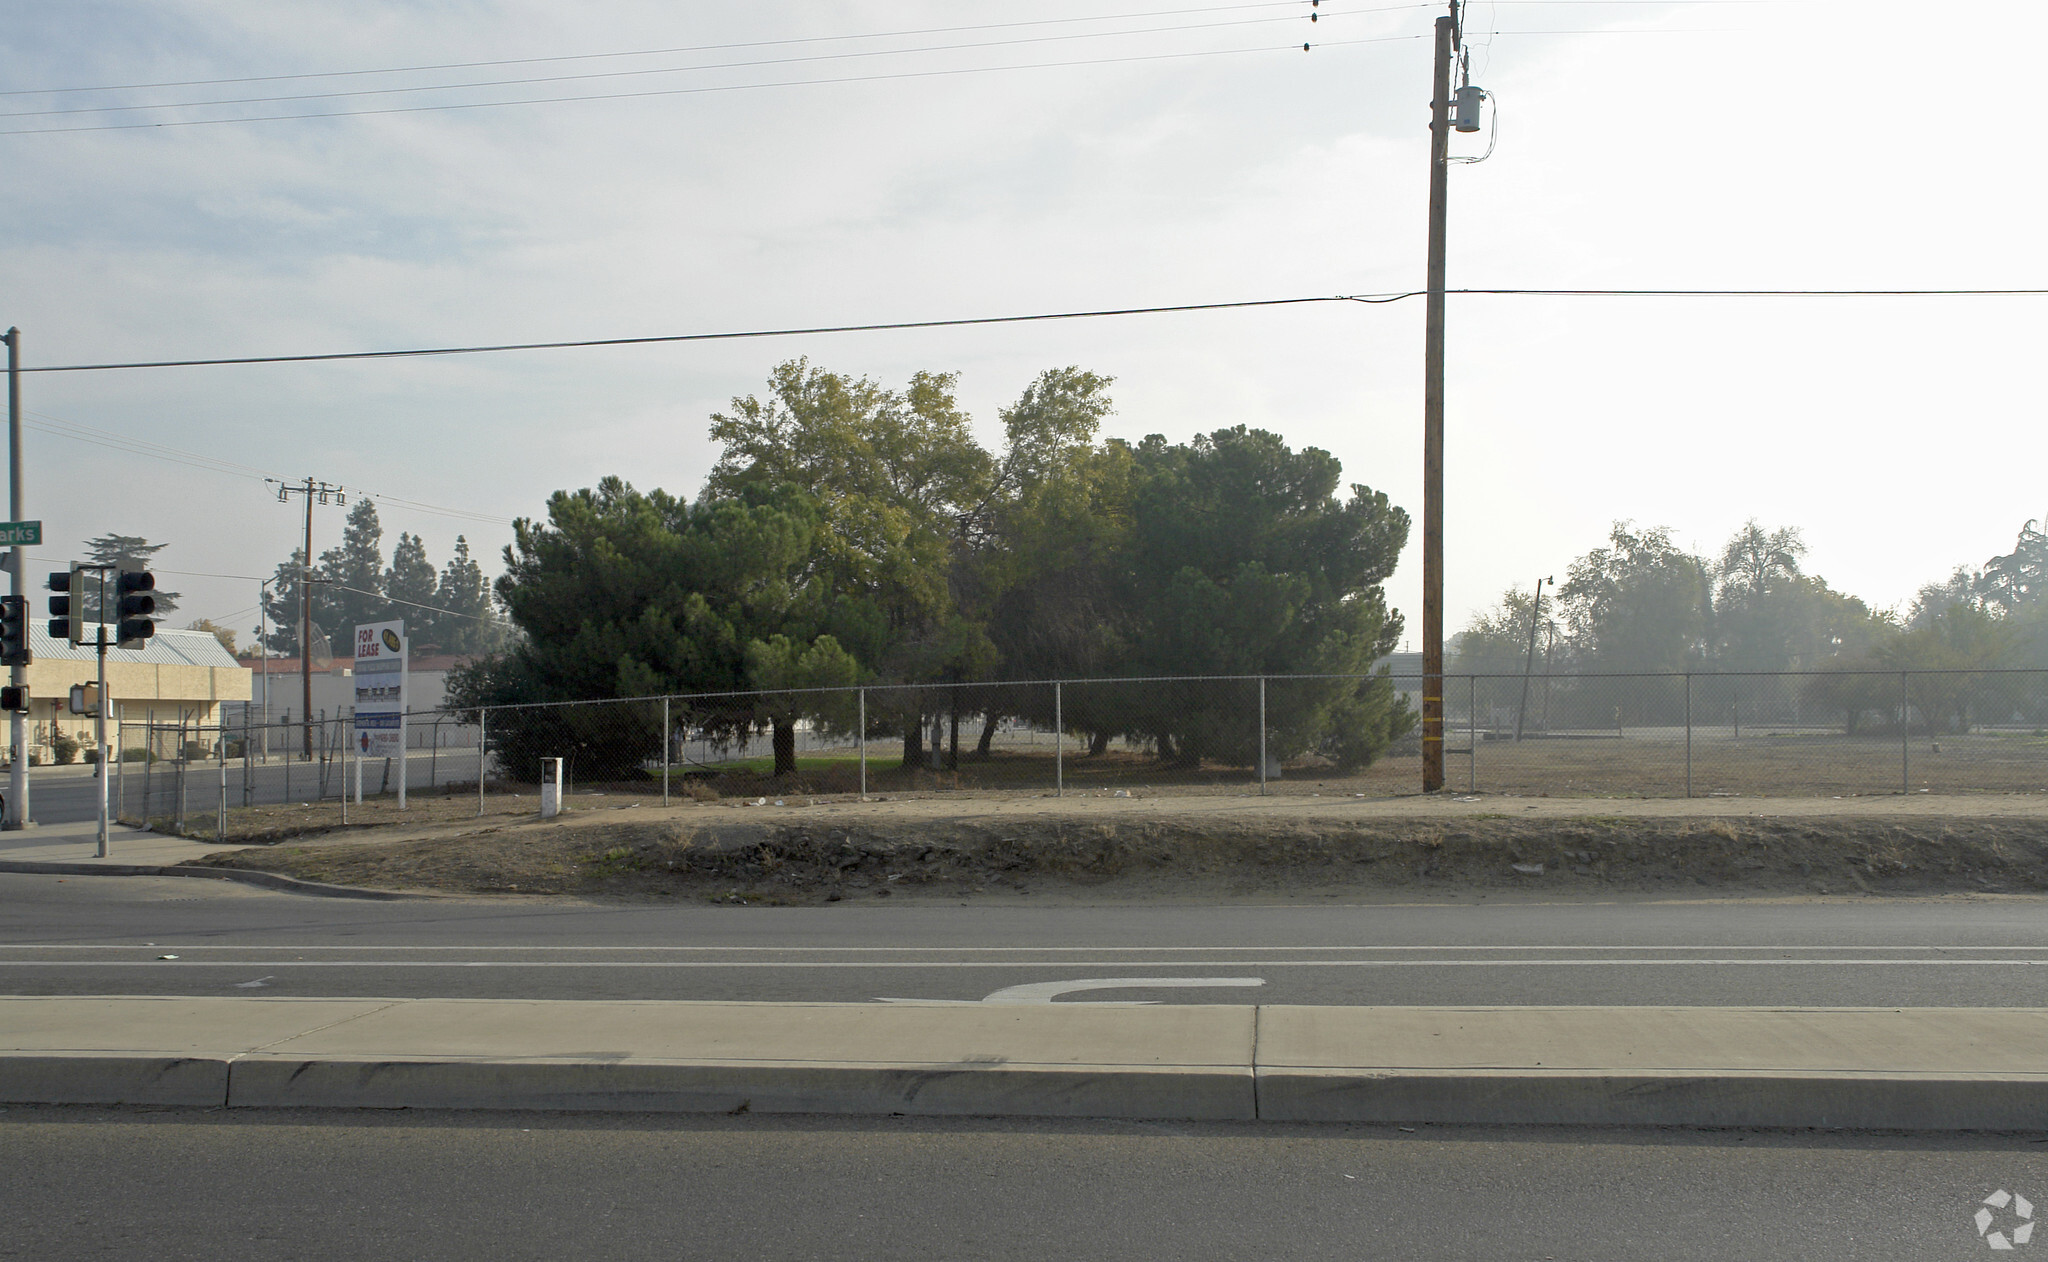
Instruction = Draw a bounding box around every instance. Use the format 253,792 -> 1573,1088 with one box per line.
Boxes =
24,407 -> 513,526
23,288 -> 2048,375
0,35 -> 1426,136
329,581 -> 496,624
0,0 -> 1793,102
0,9 -> 1408,121
0,1 -> 1351,97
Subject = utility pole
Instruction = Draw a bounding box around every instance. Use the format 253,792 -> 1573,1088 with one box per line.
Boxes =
256,578 -> 271,761
1420,6 -> 1458,792
269,478 -> 345,763
1514,576 -> 1551,741
3,328 -> 24,830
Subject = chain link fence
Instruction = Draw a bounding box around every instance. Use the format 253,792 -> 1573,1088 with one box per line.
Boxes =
101,669 -> 2046,841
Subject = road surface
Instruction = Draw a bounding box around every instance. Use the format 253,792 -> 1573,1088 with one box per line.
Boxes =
2,1106 -> 2042,1260
3,873 -> 2043,1007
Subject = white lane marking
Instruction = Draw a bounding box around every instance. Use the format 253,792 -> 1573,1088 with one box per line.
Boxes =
233,976 -> 273,988
876,977 -> 1268,1006
5,945 -> 2044,952
1,959 -> 2044,969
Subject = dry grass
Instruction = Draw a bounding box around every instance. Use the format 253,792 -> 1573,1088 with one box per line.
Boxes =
142,730 -> 2045,847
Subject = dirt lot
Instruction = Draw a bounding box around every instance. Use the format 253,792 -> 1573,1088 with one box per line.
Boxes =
182,789 -> 2048,903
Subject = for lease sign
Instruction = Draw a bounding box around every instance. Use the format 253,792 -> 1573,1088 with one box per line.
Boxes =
353,620 -> 406,758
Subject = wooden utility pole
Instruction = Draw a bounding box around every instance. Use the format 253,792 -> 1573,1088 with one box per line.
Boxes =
1421,7 -> 1457,791
271,477 -> 344,761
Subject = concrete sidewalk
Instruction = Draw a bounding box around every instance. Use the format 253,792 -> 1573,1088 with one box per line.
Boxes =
0,819 -> 434,898
0,817 -> 224,866
5,997 -> 2045,1129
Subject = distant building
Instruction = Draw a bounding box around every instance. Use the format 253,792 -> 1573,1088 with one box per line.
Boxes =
234,652 -> 476,725
19,626 -> 250,763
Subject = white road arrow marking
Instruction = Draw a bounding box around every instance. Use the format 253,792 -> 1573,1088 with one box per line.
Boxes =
876,977 -> 1266,1005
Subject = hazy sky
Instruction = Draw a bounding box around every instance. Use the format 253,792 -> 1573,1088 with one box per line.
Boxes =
3,0 -> 2042,652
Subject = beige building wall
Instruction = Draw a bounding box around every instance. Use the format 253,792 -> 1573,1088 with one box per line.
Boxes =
14,628 -> 251,765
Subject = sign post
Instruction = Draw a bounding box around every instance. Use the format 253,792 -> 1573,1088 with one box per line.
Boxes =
353,620 -> 406,803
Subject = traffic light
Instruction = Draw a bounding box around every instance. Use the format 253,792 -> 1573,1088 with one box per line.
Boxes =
0,595 -> 29,667
46,565 -> 84,645
115,565 -> 155,650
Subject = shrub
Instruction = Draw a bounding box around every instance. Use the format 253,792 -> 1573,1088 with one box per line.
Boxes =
50,732 -> 80,765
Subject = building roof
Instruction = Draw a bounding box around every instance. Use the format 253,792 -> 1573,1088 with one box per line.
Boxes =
28,624 -> 243,670
241,653 -> 476,675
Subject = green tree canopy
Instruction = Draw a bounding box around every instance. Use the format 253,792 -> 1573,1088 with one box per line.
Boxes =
452,477 -> 855,776
83,533 -> 178,620
434,536 -> 509,655
1558,523 -> 1710,674
1097,425 -> 1412,767
384,531 -> 439,644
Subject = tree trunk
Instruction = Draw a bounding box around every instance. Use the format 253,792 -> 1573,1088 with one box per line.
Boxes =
772,718 -> 797,778
1088,730 -> 1109,757
947,703 -> 960,771
976,714 -> 999,758
902,721 -> 923,768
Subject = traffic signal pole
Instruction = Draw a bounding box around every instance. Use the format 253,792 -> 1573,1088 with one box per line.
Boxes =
4,327 -> 25,829
1420,11 -> 1455,793
94,619 -> 108,856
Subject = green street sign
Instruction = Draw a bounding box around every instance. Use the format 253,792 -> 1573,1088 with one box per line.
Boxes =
0,521 -> 40,547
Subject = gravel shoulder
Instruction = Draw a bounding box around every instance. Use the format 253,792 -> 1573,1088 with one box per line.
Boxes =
179,791 -> 2048,903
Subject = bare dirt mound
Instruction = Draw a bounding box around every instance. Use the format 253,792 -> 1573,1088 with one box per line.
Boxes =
183,805 -> 2048,902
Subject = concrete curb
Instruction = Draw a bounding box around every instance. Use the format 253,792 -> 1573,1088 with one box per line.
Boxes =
225,1057 -> 1256,1120
10,1055 -> 2045,1129
0,1054 -> 230,1108
7,999 -> 2048,1129
0,859 -> 442,901
1255,1070 -> 2048,1130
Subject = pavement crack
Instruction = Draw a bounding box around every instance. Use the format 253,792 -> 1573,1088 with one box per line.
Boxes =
242,999 -> 411,1054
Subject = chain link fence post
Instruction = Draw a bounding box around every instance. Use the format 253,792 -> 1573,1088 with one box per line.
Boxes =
1901,670 -> 1911,794
662,696 -> 671,807
1467,675 -> 1477,794
217,722 -> 228,844
858,688 -> 867,798
1257,675 -> 1267,796
175,716 -> 188,834
477,708 -> 488,818
1054,680 -> 1063,798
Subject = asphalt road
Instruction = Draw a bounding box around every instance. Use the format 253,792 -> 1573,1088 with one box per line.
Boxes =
3,873 -> 2045,1006
3,1106 -> 2043,1260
